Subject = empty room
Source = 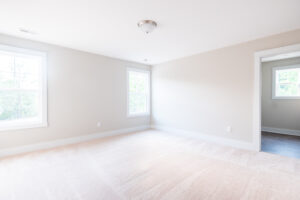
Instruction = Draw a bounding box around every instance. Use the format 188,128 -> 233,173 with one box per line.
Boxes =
261,54 -> 300,158
0,0 -> 300,199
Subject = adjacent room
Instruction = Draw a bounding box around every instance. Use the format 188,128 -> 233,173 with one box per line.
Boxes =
261,53 -> 300,159
0,0 -> 300,199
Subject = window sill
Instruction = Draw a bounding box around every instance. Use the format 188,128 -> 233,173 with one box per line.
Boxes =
127,113 -> 150,118
0,120 -> 48,132
272,96 -> 300,100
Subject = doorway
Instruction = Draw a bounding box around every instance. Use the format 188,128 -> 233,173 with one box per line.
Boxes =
254,44 -> 300,159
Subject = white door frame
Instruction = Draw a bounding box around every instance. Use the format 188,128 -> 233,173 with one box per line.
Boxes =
253,43 -> 300,151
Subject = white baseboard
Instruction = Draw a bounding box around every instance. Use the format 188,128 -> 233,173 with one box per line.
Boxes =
151,125 -> 257,151
0,125 -> 150,158
262,126 -> 300,137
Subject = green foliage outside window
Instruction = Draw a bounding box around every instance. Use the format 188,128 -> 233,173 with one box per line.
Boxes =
129,71 -> 149,115
277,68 -> 300,97
0,54 -> 40,121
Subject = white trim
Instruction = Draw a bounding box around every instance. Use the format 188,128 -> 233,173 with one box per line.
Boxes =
127,113 -> 150,118
262,126 -> 300,137
0,44 -> 48,131
272,64 -> 300,99
254,43 -> 300,152
0,44 -> 47,57
126,67 -> 151,117
261,51 -> 300,62
0,118 -> 47,132
151,125 -> 256,151
42,50 -> 48,128
0,125 -> 150,158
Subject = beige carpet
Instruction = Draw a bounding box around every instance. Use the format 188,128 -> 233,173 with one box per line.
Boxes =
0,129 -> 300,200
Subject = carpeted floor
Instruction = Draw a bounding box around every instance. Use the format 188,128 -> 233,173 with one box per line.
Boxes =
0,129 -> 300,200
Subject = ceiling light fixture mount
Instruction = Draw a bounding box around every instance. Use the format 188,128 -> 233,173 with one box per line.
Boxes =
137,20 -> 157,34
19,28 -> 37,35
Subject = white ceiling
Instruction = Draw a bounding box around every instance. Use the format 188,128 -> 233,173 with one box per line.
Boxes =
0,0 -> 299,65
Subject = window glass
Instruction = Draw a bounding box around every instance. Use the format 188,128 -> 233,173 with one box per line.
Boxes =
274,67 -> 300,98
0,46 -> 46,130
128,69 -> 150,116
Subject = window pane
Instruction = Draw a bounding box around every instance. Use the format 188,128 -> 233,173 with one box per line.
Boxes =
17,72 -> 40,90
0,46 -> 45,128
128,70 -> 149,115
129,93 -> 147,115
0,54 -> 18,89
0,54 -> 14,73
0,91 -> 39,121
276,67 -> 300,97
0,55 -> 41,90
15,56 -> 40,76
129,71 -> 148,94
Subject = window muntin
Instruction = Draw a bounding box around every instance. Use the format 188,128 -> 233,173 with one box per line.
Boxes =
0,45 -> 47,131
127,68 -> 150,116
273,65 -> 300,99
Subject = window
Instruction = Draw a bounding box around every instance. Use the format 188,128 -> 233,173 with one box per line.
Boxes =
127,68 -> 150,117
0,44 -> 47,131
272,65 -> 300,99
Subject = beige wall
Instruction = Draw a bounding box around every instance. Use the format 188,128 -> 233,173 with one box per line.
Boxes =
152,29 -> 300,143
262,57 -> 300,130
0,34 -> 150,150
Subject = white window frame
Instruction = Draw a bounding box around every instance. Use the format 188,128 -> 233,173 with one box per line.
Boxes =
0,44 -> 48,131
272,64 -> 300,100
127,67 -> 150,117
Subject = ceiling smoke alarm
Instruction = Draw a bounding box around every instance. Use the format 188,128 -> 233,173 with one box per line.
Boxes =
19,28 -> 37,35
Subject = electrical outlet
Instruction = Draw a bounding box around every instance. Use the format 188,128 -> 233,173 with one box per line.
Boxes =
97,122 -> 102,127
